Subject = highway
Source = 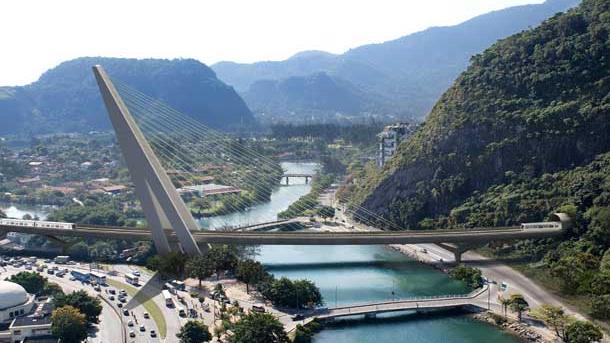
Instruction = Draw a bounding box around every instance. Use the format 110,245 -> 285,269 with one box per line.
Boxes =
1,261 -> 161,343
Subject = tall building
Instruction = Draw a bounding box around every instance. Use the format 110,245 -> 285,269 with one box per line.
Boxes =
377,123 -> 416,167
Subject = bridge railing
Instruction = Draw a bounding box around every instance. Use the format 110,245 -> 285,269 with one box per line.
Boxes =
325,285 -> 488,311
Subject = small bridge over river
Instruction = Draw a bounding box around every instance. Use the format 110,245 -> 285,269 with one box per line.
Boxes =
281,173 -> 315,185
303,285 -> 490,321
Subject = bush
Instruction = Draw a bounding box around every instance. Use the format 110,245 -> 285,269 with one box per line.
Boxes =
449,265 -> 483,289
590,294 -> 610,320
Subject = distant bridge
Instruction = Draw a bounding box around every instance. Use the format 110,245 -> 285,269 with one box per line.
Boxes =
308,285 -> 490,321
281,173 -> 315,185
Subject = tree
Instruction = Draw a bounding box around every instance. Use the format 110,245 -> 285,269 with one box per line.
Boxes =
293,279 -> 323,309
590,295 -> 610,320
550,252 -> 599,294
230,312 -> 289,343
509,294 -> 529,322
43,282 -> 65,297
147,252 -> 188,279
67,241 -> 90,260
8,271 -> 47,294
316,206 -> 335,221
51,305 -> 88,343
600,249 -> 610,273
176,320 -> 212,343
499,296 -> 511,317
236,259 -> 266,293
564,320 -> 603,343
260,277 -> 323,309
186,256 -> 214,288
530,304 -> 570,340
450,265 -> 483,289
207,245 -> 239,279
53,290 -> 102,324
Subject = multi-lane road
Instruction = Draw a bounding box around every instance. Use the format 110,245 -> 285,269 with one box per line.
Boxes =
1,260 -> 162,343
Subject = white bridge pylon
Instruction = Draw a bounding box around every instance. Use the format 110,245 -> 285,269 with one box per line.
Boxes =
93,65 -> 202,256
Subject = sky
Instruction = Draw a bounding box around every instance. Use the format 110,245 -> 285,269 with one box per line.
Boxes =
1,0 -> 544,86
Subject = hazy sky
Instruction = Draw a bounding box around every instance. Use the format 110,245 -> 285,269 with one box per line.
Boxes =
1,0 -> 544,86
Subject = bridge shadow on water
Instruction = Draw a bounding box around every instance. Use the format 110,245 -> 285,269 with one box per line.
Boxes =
264,260 -> 422,271
321,307 -> 480,328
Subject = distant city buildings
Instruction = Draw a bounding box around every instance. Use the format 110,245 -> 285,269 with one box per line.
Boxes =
377,122 -> 417,167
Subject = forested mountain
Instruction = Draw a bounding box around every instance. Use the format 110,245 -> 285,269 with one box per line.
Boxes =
0,57 -> 255,135
213,0 -> 580,122
352,0 -> 610,229
242,72 -> 390,123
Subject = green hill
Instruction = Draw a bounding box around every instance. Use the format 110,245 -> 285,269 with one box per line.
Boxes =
0,57 -> 255,135
354,0 -> 610,229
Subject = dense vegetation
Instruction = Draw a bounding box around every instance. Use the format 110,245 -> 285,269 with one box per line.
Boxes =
354,0 -> 610,230
447,153 -> 610,322
270,123 -> 386,145
150,245 -> 323,310
213,0 -> 578,122
0,57 -> 255,135
346,0 -> 610,326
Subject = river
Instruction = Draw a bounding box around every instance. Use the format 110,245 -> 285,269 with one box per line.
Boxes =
205,162 -> 518,343
3,162 -> 517,342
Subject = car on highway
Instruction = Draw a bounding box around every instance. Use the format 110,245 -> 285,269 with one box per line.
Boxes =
129,330 -> 135,338
150,330 -> 157,337
139,324 -> 145,332
251,304 -> 265,313
108,288 -> 116,294
291,314 -> 304,321
143,312 -> 149,319
117,303 -> 123,308
109,295 -> 115,301
127,320 -> 134,327
123,309 -> 129,316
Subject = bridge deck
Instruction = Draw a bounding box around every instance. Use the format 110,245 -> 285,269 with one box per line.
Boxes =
0,222 -> 563,245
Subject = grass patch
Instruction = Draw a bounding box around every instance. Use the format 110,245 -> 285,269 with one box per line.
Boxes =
106,279 -> 167,338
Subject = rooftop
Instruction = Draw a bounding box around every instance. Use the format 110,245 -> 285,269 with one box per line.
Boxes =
11,315 -> 51,328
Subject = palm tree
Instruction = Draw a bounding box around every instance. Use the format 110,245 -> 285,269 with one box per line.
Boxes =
499,296 -> 511,317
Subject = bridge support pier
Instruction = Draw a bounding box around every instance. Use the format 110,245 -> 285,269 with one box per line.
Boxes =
436,243 -> 482,264
364,313 -> 376,319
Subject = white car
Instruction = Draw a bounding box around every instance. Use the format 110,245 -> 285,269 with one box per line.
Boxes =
127,320 -> 134,327
129,330 -> 135,338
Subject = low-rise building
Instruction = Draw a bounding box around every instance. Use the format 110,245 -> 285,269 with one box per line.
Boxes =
0,282 -> 56,343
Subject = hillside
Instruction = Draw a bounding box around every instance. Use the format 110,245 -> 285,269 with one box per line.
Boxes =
353,0 -> 610,229
0,57 -> 255,135
242,72 -> 390,123
213,0 -> 580,121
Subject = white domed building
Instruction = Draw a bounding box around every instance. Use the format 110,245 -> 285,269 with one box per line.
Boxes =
0,281 -> 35,323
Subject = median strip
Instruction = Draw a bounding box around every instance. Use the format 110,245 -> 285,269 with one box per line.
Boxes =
106,278 -> 167,338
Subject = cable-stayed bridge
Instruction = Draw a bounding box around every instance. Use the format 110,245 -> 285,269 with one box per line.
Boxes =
0,65 -> 569,260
